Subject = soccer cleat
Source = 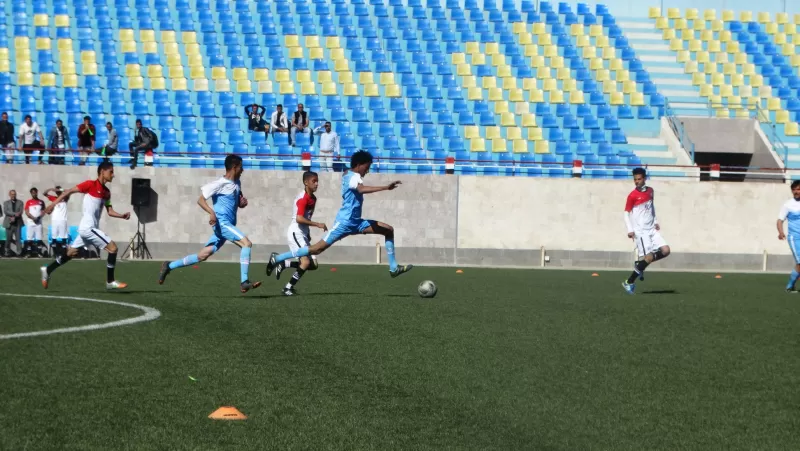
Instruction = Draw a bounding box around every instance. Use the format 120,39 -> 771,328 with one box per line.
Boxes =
240,280 -> 262,294
40,266 -> 49,289
786,288 -> 798,293
106,281 -> 128,290
265,252 -> 278,276
621,280 -> 635,295
158,261 -> 171,285
275,261 -> 286,280
283,287 -> 296,296
390,264 -> 414,278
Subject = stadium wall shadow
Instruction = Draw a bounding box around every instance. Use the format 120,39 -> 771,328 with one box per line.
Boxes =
1,165 -> 794,271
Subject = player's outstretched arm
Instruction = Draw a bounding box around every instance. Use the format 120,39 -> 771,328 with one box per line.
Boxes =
777,219 -> 786,240
197,195 -> 217,225
43,186 -> 81,214
106,205 -> 131,220
357,180 -> 401,195
296,215 -> 328,231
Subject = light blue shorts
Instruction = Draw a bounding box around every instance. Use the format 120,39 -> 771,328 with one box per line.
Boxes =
789,235 -> 800,264
322,219 -> 375,245
205,222 -> 246,251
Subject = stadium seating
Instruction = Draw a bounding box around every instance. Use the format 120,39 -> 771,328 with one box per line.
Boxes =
0,0 -> 687,176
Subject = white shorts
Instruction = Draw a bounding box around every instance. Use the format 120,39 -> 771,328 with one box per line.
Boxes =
70,228 -> 112,250
287,228 -> 316,262
634,229 -> 668,258
26,223 -> 43,241
51,220 -> 69,240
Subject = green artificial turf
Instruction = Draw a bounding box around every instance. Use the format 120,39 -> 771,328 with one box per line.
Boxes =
0,260 -> 798,450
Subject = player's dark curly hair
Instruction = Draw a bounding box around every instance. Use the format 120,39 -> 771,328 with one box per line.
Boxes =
792,180 -> 800,189
350,150 -> 373,169
224,154 -> 243,170
303,171 -> 318,183
632,167 -> 646,177
97,160 -> 113,174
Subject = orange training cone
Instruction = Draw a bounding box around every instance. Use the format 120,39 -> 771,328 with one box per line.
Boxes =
330,267 -> 337,272
591,273 -> 599,277
456,269 -> 463,274
715,274 -> 722,279
208,406 -> 247,420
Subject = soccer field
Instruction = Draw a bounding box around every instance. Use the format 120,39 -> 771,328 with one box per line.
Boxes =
1,260 -> 798,450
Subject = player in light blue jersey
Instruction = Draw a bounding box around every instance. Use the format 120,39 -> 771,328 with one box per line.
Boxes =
777,180 -> 800,293
266,150 -> 413,281
158,154 -> 261,293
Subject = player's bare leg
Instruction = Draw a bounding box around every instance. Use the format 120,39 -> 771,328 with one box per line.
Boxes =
362,221 -> 413,277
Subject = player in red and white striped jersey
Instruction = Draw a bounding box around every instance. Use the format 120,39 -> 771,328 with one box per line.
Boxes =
40,161 -> 131,290
622,168 -> 671,295
279,171 -> 328,296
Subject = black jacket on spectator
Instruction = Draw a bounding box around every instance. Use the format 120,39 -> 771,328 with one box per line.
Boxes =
245,105 -> 266,130
134,127 -> 158,149
0,121 -> 14,145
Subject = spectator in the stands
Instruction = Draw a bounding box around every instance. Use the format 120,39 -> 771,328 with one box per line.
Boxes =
314,121 -> 340,172
24,187 -> 46,257
3,190 -> 23,256
47,119 -> 71,166
270,104 -> 290,145
77,115 -> 96,166
18,115 -> 44,165
0,112 -> 15,164
129,119 -> 158,169
99,122 -> 118,159
245,103 -> 269,142
290,103 -> 311,147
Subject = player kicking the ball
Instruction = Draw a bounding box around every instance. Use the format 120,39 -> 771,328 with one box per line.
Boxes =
266,150 -> 412,280
158,154 -> 261,293
776,180 -> 800,292
40,161 -> 131,290
622,167 -> 671,295
279,171 -> 328,296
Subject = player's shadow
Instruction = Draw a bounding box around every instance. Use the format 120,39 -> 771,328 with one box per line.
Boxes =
642,290 -> 678,295
387,294 -> 414,298
88,290 -> 171,294
300,292 -> 363,297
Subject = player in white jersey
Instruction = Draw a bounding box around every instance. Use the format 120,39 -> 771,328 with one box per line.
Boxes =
44,186 -> 71,255
622,168 -> 671,295
280,171 -> 328,296
40,161 -> 131,290
777,180 -> 800,292
158,154 -> 261,293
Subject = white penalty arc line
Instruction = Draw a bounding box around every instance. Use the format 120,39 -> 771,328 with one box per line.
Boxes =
0,292 -> 161,340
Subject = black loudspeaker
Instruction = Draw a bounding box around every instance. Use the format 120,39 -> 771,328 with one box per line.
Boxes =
131,178 -> 151,207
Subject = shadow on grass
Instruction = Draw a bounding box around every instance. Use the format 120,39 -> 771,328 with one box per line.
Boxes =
642,290 -> 678,295
87,290 -> 172,295
387,294 -> 415,298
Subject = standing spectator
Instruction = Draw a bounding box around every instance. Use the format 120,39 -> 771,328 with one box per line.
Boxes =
129,119 -> 158,169
314,121 -> 340,172
3,190 -> 23,256
245,103 -> 269,142
98,122 -> 118,158
24,187 -> 46,257
44,186 -> 70,257
47,119 -> 71,166
0,112 -> 15,164
77,115 -> 96,166
290,103 -> 312,147
270,104 -> 290,145
18,115 -> 44,165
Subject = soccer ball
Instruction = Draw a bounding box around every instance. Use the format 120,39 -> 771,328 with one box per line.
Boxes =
417,280 -> 437,298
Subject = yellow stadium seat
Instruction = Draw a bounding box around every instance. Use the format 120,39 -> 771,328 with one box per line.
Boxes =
256,80 -> 273,93
509,88 -> 524,102
338,72 -> 353,84
622,80 -> 638,94
669,39 -> 683,51
285,35 -> 299,47
582,46 -> 596,59
334,59 -> 349,72
517,32 -> 532,45
501,77 -> 516,90
662,28 -> 676,40
688,40 -> 702,52
300,81 -> 316,95
128,76 -> 144,90
253,68 -> 269,81
119,29 -> 134,42
768,97 -> 782,110
543,44 -> 558,58
185,43 -> 200,57
757,11 -> 770,23
234,79 -> 250,93
211,66 -> 226,80
499,112 -> 515,127
363,83 -> 379,97
792,55 -> 800,67
603,79 -> 617,94
497,65 -> 512,78
776,12 -> 789,24
485,42 -> 499,55
148,65 -> 163,78
629,92 -> 645,106
782,43 -> 795,56
39,73 -> 56,86
293,70 -> 310,83
232,67 -> 248,81
512,22 -> 527,34
452,53 -> 466,65
385,84 -> 401,97
588,24 -> 603,37
674,18 -> 687,30
14,37 -> 29,50
471,53 -> 486,66
684,60 -> 698,75
274,69 -> 290,82
534,140 -> 550,154
321,82 -> 337,96
601,46 -> 616,60
124,64 -> 140,77
470,139 -> 486,152
704,9 -> 716,20
33,14 -> 48,26
680,28 -> 695,40
465,126 -> 480,139
691,72 -> 705,85
139,30 -> 155,43
35,38 -> 51,50
609,59 -> 623,72
491,138 -> 507,153
14,59 -> 31,74
61,73 -> 77,87
568,90 -> 584,104
485,126 -> 501,140
519,113 -> 536,128
693,18 -> 706,31
358,72 -> 374,85
595,69 -> 610,82
588,57 -> 603,70
17,72 -> 33,86
538,34 -> 552,46
487,87 -> 502,101
143,42 -> 157,54
794,34 -> 800,45
785,122 -> 800,136
701,30 -> 714,42
570,23 -> 584,36
309,48 -> 324,60
532,22 -> 546,35
456,63 -> 471,76
775,109 -> 790,124
461,75 -> 476,88
648,7 -> 660,18
528,127 -> 543,141
765,23 -> 778,35
83,64 -> 98,76
379,72 -> 395,85
54,15 -> 69,28
120,40 -> 136,53
738,85 -> 753,98
524,44 -> 539,58
786,24 -> 797,36
696,51 -> 710,64
710,72 -> 724,85
562,79 -> 577,92
714,108 -> 729,118
175,31 -> 194,44
326,36 -> 340,49
279,81 -> 295,94
686,8 -> 698,19
288,47 -> 304,59
214,79 -> 230,92
16,48 -> 32,62
549,90 -> 564,104
512,139 -> 529,153
707,40 -> 721,53
465,41 -> 480,55
698,83 -> 712,96
721,10 -> 735,21
740,11 -> 753,22
304,35 -> 320,49
184,77 -> 203,91
190,66 -> 206,79
505,127 -> 522,141
150,77 -> 166,90
719,84 -> 733,97
494,100 -> 509,114
729,73 -> 744,87
541,78 -> 556,92
80,50 -> 96,65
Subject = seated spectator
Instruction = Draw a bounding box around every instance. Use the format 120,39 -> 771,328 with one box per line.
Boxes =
47,119 -> 71,166
77,116 -> 96,166
245,104 -> 269,142
0,112 -> 15,164
18,115 -> 44,165
98,122 -> 118,159
129,119 -> 158,169
314,121 -> 340,172
270,104 -> 290,145
290,103 -> 312,147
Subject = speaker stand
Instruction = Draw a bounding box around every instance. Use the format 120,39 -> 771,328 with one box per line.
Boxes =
122,206 -> 152,260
